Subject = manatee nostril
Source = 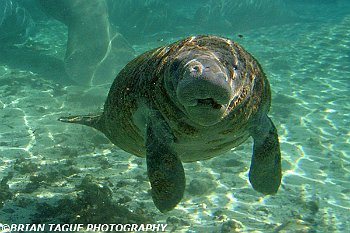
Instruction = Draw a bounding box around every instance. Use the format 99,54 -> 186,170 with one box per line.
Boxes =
188,64 -> 203,78
190,65 -> 201,73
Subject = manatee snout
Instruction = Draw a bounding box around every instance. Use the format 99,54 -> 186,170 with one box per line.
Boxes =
176,58 -> 233,125
177,59 -> 232,107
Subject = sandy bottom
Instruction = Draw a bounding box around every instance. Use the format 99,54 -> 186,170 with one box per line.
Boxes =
0,16 -> 349,233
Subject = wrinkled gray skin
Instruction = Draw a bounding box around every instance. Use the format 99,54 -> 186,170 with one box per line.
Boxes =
59,35 -> 282,213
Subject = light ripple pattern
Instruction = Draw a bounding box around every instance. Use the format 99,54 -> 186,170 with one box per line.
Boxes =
0,12 -> 349,233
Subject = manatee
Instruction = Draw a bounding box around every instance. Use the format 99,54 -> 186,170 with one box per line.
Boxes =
59,35 -> 282,212
37,0 -> 135,85
0,0 -> 34,43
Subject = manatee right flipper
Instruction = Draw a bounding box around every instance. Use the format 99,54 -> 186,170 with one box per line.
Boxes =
145,111 -> 185,213
58,114 -> 103,131
249,115 -> 282,194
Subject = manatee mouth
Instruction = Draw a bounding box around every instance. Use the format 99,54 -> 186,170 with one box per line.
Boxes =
184,97 -> 227,126
196,98 -> 222,109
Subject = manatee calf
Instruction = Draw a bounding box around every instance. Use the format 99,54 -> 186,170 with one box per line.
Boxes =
59,35 -> 282,212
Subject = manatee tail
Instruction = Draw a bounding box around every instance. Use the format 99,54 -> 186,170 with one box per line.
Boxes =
58,113 -> 103,131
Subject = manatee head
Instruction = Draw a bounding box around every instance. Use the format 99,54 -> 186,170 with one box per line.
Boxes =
164,36 -> 246,126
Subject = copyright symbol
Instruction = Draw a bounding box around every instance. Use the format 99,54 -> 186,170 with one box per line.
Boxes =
0,224 -> 10,231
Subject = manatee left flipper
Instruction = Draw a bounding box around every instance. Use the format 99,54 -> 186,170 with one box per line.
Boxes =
249,115 -> 282,194
145,111 -> 185,213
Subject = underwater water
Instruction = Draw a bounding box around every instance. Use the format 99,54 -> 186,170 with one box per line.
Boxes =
0,0 -> 349,232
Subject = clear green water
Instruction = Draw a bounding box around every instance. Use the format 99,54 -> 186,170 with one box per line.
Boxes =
0,1 -> 349,232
